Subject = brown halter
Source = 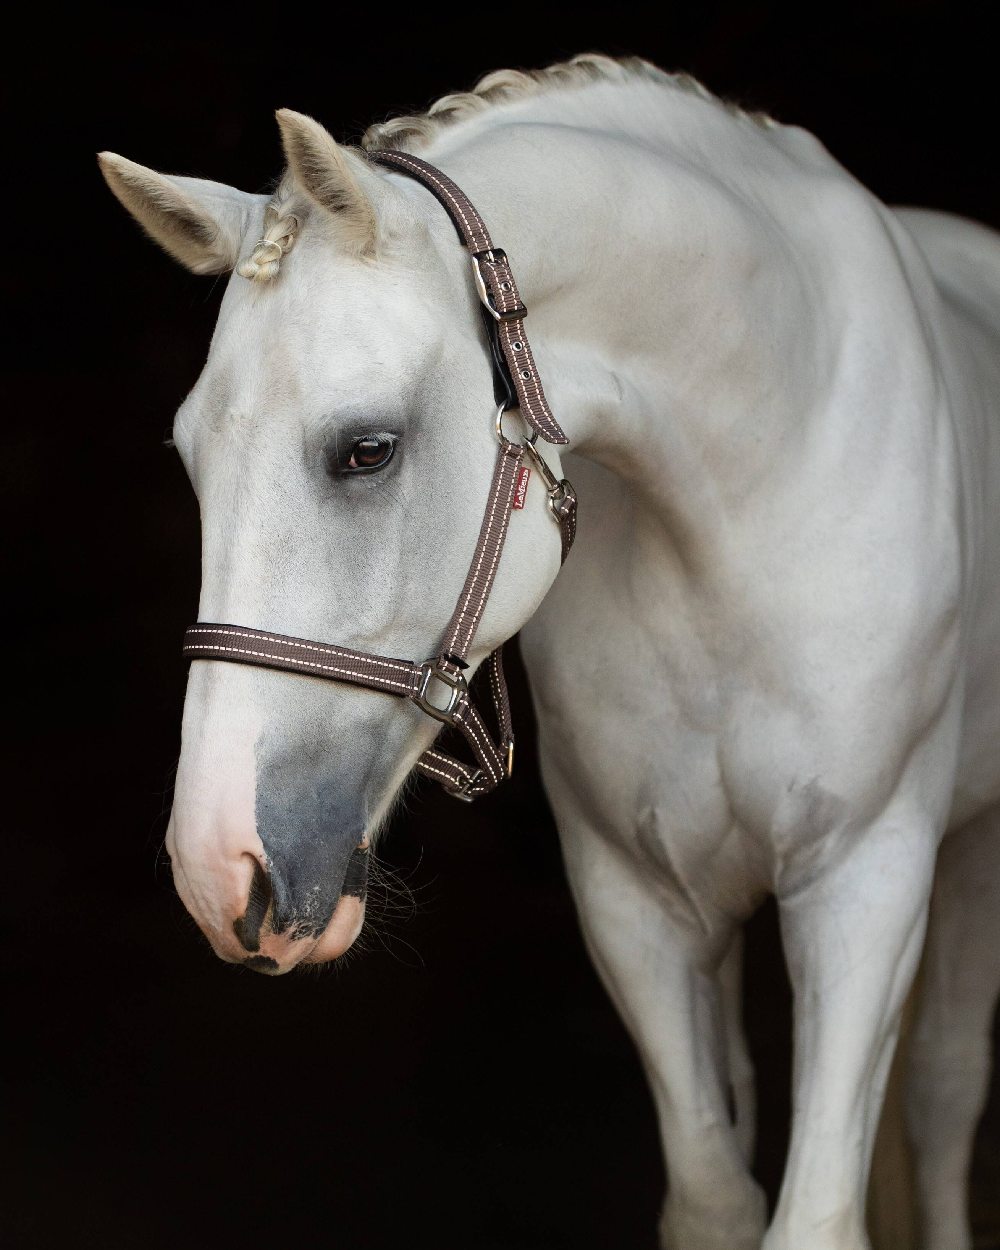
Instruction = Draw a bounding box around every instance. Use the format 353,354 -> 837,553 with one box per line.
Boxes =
182,151 -> 577,801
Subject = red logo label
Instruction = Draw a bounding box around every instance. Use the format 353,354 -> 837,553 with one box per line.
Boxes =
512,466 -> 531,510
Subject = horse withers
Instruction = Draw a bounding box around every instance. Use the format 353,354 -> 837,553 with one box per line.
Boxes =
101,55 -> 1000,1250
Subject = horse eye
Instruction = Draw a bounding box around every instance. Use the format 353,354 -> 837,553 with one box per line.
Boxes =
340,434 -> 397,475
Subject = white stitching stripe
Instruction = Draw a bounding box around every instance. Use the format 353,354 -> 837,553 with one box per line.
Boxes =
489,654 -> 502,714
482,260 -> 564,442
421,750 -> 471,777
452,698 -> 494,771
453,702 -> 502,782
499,318 -> 565,443
374,153 -> 491,251
185,642 -> 415,693
417,755 -> 472,785
488,651 -> 511,741
417,753 -> 475,786
186,626 -> 416,676
444,447 -> 520,657
417,760 -> 465,786
450,453 -> 512,648
461,453 -> 518,640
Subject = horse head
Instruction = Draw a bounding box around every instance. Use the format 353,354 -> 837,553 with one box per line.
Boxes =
100,110 -> 566,972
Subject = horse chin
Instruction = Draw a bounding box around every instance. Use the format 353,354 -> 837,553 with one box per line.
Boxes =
305,893 -> 367,965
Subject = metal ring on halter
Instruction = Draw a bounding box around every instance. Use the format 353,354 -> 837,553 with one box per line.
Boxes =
494,402 -> 539,449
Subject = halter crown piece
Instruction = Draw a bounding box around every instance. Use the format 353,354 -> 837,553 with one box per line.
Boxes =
182,152 -> 577,800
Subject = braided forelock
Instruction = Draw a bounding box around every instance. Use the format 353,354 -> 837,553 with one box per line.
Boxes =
236,175 -> 300,283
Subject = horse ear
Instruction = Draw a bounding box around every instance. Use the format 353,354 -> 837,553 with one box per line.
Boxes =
275,110 -> 379,256
97,152 -> 265,274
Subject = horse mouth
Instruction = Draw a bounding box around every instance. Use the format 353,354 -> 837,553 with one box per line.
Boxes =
231,842 -> 370,974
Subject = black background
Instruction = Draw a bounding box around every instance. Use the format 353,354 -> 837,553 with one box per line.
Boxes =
6,5 -> 999,1248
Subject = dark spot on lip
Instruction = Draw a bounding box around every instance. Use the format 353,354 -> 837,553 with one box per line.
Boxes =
233,860 -> 272,953
243,955 -> 280,974
342,845 -> 369,900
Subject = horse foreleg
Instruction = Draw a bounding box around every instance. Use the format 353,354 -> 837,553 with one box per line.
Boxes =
562,823 -> 766,1250
906,804 -> 1000,1250
763,810 -> 938,1250
720,930 -> 757,1165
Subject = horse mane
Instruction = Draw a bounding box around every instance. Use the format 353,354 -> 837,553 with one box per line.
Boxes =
241,54 -> 773,283
360,53 -> 774,154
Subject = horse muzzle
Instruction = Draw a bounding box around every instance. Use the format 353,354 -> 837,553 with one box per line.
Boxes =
165,823 -> 369,974
232,843 -> 369,973
165,725 -> 374,973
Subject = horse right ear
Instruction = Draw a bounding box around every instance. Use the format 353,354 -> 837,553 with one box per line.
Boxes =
98,152 -> 266,274
275,110 -> 383,256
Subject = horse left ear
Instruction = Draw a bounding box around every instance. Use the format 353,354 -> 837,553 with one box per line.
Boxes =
275,109 -> 382,256
97,152 -> 265,274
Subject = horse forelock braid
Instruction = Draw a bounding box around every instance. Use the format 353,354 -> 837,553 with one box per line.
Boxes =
237,185 -> 299,282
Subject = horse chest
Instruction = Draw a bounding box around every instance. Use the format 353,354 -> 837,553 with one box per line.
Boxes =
523,611 -> 771,928
521,509 -> 772,919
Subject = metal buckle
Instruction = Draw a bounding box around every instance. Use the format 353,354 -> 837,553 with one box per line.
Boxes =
452,768 -> 484,803
454,739 -> 512,802
546,478 -> 577,522
472,249 -> 528,323
414,661 -> 468,724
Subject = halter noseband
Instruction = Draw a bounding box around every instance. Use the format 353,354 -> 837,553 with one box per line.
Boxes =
182,151 -> 577,801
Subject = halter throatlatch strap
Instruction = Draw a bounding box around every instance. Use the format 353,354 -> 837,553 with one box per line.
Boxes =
183,150 -> 578,801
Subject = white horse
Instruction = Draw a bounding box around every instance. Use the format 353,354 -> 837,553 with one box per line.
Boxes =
99,55 -> 1000,1250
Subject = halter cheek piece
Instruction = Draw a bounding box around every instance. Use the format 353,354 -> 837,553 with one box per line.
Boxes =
183,151 -> 577,801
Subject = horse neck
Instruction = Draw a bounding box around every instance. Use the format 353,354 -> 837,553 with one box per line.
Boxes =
419,94 -> 845,557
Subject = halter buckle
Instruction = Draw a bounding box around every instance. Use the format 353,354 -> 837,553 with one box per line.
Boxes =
414,661 -> 468,724
452,768 -> 484,802
547,478 -> 577,522
472,250 -> 528,322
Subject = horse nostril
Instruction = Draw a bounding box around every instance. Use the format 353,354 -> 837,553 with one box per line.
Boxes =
233,857 -> 272,953
342,843 -> 369,901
